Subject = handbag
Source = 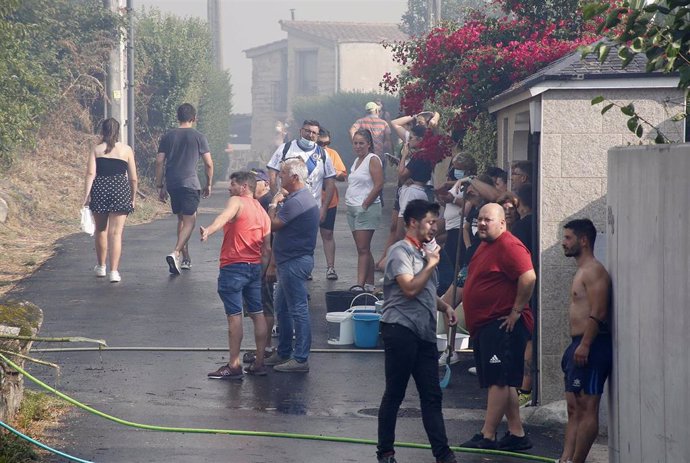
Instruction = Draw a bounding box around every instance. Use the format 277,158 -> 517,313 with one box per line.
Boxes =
80,206 -> 95,236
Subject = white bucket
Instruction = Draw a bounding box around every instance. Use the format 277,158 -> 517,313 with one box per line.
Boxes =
436,333 -> 470,352
326,312 -> 354,345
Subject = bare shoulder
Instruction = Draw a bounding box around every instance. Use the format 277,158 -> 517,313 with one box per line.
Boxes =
581,258 -> 610,285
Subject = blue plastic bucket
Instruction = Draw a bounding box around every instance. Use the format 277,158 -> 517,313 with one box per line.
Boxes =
352,313 -> 381,348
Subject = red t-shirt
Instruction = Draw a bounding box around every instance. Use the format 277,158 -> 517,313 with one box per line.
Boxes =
462,231 -> 534,336
220,196 -> 271,267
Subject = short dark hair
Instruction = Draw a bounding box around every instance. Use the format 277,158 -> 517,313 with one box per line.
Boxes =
516,183 -> 532,210
318,127 -> 330,137
564,218 -> 597,247
410,125 -> 427,139
487,166 -> 508,184
512,160 -> 532,181
302,119 -> 320,129
403,199 -> 440,226
230,171 -> 257,194
177,103 -> 196,123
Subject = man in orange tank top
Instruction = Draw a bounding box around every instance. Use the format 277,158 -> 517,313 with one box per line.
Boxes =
200,171 -> 272,379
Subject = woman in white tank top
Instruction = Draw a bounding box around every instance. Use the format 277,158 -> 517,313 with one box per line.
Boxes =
345,129 -> 383,290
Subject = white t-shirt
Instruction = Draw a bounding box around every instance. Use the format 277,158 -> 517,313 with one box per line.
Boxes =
443,181 -> 464,230
345,153 -> 382,207
267,140 -> 336,202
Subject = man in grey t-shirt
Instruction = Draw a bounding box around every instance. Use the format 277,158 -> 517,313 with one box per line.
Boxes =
377,199 -> 458,463
155,103 -> 214,275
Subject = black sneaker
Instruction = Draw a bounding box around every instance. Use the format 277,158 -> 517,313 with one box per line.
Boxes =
207,364 -> 243,380
435,450 -> 457,463
497,431 -> 533,451
459,432 -> 497,449
376,452 -> 397,463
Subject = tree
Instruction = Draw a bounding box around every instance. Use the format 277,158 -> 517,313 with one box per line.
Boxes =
400,0 -> 490,36
583,0 -> 690,89
134,8 -> 233,178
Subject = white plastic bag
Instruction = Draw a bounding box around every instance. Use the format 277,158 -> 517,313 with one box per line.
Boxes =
80,206 -> 95,236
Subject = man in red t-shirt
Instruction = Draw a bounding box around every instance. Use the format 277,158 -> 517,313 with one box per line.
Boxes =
458,203 -> 536,452
200,171 -> 271,380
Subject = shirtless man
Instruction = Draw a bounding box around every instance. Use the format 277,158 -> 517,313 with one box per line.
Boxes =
560,218 -> 612,463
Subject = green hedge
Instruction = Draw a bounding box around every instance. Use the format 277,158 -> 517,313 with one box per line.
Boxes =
292,91 -> 399,166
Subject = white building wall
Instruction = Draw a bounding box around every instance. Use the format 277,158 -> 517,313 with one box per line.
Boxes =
607,144 -> 690,463
537,87 -> 685,404
338,42 -> 399,92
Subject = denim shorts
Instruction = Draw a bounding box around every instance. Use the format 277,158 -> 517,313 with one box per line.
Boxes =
217,263 -> 262,316
346,202 -> 382,231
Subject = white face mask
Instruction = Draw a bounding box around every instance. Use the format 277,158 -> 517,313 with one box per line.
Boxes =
299,137 -> 316,149
454,169 -> 465,180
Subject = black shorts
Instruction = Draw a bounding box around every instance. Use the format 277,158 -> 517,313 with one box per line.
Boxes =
319,206 -> 337,231
474,318 -> 530,388
562,334 -> 612,395
168,187 -> 200,215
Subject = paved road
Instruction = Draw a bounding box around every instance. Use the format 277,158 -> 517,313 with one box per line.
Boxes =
12,181 -> 565,463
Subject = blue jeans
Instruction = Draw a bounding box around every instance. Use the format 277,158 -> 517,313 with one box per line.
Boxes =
275,255 -> 314,362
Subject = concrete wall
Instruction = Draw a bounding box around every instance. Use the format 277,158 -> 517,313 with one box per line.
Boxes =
537,87 -> 685,404
338,42 -> 399,92
249,48 -> 288,159
607,144 -> 690,463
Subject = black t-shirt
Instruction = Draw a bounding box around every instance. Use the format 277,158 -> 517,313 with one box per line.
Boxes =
511,214 -> 533,254
406,156 -> 433,183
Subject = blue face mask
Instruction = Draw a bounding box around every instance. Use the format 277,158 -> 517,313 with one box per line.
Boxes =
299,137 -> 316,149
454,169 -> 465,180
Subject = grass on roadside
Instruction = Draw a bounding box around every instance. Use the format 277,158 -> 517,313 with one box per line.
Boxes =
0,390 -> 71,462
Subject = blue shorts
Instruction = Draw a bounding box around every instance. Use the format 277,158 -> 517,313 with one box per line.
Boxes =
561,334 -> 612,395
217,263 -> 262,316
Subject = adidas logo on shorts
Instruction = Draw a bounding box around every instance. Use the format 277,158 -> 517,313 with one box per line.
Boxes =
489,355 -> 501,364
572,379 -> 581,388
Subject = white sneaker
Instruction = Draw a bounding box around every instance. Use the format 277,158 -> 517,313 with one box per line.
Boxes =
109,271 -> 121,283
438,351 -> 461,365
363,284 -> 376,292
94,265 -> 106,277
166,253 -> 181,275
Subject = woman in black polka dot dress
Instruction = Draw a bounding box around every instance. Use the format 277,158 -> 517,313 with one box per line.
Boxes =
82,118 -> 138,283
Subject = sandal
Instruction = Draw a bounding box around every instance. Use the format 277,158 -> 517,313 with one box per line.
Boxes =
244,362 -> 268,376
349,285 -> 366,293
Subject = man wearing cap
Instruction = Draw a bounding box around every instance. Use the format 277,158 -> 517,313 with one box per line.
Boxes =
349,102 -> 392,158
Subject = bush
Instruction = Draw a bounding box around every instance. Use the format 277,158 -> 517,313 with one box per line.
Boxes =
461,112 -> 497,174
292,91 -> 399,166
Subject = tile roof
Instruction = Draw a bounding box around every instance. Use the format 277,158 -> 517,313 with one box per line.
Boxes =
491,41 -> 674,106
244,39 -> 287,58
279,20 -> 408,43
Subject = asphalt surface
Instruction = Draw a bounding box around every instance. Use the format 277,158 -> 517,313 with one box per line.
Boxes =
11,181 -> 566,463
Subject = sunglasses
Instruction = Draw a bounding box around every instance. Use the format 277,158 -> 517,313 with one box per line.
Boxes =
316,141 -> 330,147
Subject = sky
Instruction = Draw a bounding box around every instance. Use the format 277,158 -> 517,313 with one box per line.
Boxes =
139,0 -> 408,114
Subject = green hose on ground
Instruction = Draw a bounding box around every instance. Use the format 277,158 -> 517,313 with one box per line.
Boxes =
0,353 -> 555,463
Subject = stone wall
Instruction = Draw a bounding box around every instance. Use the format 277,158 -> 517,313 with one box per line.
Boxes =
0,300 -> 43,422
538,88 -> 685,403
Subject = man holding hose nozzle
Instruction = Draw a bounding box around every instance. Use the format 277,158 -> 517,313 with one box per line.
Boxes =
376,199 -> 458,463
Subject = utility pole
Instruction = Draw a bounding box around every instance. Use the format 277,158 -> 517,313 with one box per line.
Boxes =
104,0 -> 127,143
126,0 -> 134,151
427,0 -> 442,30
207,0 -> 222,70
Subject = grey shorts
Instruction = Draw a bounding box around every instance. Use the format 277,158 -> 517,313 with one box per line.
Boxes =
398,185 -> 428,218
346,203 -> 382,231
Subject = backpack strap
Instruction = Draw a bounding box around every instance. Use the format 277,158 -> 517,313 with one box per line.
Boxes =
280,140 -> 292,162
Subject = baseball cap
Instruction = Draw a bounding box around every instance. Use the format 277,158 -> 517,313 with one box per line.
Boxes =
365,101 -> 379,112
251,169 -> 269,183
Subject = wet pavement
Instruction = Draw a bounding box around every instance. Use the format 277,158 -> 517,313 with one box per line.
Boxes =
11,181 -> 565,462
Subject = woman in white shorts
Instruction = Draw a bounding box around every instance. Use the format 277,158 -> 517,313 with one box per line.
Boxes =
345,129 -> 384,289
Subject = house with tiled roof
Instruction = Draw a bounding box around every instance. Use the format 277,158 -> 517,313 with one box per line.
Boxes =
244,21 -> 406,157
487,45 -> 686,404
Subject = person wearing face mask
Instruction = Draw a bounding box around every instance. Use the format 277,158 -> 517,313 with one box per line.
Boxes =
266,120 -> 337,266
